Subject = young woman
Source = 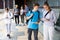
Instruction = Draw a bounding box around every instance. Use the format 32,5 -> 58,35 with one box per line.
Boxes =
20,6 -> 25,26
42,2 -> 56,40
4,8 -> 13,39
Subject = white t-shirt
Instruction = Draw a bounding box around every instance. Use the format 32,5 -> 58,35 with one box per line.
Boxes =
20,9 -> 24,15
4,11 -> 13,24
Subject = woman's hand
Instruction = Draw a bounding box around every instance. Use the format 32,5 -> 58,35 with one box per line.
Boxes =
45,19 -> 50,21
42,18 -> 50,21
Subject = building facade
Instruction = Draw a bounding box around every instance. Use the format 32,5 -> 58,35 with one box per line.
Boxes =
0,0 -> 13,9
0,0 -> 60,9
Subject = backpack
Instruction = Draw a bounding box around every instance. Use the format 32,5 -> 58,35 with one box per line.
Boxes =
9,12 -> 14,19
26,10 -> 40,24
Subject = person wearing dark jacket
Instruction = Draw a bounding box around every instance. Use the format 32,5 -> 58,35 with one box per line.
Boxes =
14,5 -> 20,26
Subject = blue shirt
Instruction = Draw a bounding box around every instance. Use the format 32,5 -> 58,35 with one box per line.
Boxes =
26,10 -> 42,29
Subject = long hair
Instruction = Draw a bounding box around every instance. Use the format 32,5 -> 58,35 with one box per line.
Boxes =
5,8 -> 9,12
44,1 -> 51,10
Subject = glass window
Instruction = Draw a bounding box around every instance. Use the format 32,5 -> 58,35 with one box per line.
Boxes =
0,0 -> 3,9
5,0 -> 13,9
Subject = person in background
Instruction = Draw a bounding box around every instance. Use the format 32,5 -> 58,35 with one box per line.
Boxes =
20,6 -> 24,26
24,4 -> 29,25
24,4 -> 29,13
4,8 -> 13,39
14,5 -> 20,26
42,1 -> 56,40
26,3 -> 40,40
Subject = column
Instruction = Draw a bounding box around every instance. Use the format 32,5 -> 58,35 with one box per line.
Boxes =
24,0 -> 26,5
3,0 -> 5,9
7,0 -> 9,8
13,0 -> 15,9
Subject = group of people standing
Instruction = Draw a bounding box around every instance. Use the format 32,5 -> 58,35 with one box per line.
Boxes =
26,1 -> 56,40
3,1 -> 57,40
4,4 -> 29,39
14,4 -> 29,26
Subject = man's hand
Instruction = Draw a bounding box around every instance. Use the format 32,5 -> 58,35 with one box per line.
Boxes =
26,14 -> 33,20
32,22 -> 40,24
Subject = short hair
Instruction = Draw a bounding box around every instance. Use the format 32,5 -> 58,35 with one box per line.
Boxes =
33,3 -> 39,6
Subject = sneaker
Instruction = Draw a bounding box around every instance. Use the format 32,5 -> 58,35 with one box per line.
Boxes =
7,34 -> 11,39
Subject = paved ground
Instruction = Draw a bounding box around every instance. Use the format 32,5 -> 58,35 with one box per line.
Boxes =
0,13 -> 43,40
0,13 -> 60,40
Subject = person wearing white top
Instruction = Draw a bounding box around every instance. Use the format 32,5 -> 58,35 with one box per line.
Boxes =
4,8 -> 13,39
42,2 -> 56,40
20,6 -> 25,25
20,6 -> 24,15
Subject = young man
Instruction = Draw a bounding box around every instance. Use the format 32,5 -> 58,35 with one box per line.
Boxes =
26,3 -> 40,40
14,5 -> 20,26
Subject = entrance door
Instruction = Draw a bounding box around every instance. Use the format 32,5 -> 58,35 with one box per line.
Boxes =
15,0 -> 24,8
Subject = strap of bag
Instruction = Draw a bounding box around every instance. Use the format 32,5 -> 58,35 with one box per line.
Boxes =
37,11 -> 40,22
30,10 -> 40,21
30,10 -> 40,19
29,10 -> 33,20
44,9 -> 51,18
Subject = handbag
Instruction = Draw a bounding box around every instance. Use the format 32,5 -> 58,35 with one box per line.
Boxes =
9,12 -> 14,19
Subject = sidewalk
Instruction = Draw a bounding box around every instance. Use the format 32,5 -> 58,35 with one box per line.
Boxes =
0,13 -> 43,40
0,13 -> 60,40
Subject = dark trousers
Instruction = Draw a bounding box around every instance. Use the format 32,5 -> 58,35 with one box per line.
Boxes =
14,15 -> 19,24
28,28 -> 38,40
21,15 -> 24,23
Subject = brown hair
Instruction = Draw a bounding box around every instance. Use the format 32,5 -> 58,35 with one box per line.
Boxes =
5,8 -> 9,12
5,8 -> 9,11
44,1 -> 51,10
33,3 -> 39,6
